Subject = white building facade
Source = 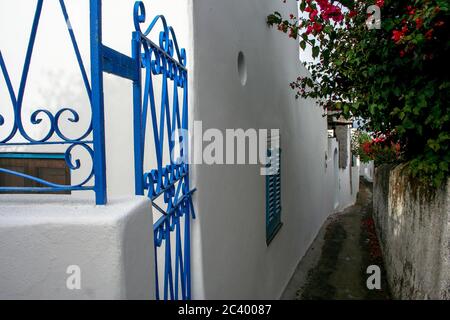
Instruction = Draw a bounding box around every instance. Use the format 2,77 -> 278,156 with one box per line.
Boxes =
0,0 -> 359,299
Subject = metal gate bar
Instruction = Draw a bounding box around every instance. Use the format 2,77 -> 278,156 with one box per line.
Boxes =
132,1 -> 196,300
0,0 -> 194,300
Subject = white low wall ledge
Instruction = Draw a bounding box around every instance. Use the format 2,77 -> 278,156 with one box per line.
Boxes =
0,195 -> 155,300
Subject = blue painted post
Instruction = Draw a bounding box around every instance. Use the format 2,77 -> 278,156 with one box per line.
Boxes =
132,32 -> 144,196
183,78 -> 192,300
90,0 -> 107,205
184,201 -> 192,299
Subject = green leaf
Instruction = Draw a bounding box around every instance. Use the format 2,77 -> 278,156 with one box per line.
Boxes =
312,46 -> 320,59
300,40 -> 306,50
300,1 -> 306,11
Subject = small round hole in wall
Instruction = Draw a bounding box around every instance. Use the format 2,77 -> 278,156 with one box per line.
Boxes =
237,51 -> 247,86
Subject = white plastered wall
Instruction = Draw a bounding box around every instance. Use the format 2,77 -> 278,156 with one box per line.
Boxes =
0,0 -> 360,299
189,0 -> 349,299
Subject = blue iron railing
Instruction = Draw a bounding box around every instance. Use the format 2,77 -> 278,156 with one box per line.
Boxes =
0,0 -> 195,300
0,0 -> 106,204
132,1 -> 196,300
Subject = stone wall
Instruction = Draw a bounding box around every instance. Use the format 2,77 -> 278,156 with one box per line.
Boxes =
373,165 -> 450,299
335,125 -> 349,169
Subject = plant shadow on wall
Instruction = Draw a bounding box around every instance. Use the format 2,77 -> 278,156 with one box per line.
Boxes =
267,0 -> 450,188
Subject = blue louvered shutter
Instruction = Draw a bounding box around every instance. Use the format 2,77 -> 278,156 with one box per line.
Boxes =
266,145 -> 282,244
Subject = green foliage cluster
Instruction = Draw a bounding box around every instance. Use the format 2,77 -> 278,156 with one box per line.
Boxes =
351,131 -> 372,164
268,0 -> 450,186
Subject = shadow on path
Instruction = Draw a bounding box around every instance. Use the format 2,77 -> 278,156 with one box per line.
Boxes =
282,179 -> 390,300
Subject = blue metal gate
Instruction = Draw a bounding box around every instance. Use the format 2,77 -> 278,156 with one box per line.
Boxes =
0,0 -> 194,300
0,0 -> 106,204
132,1 -> 196,300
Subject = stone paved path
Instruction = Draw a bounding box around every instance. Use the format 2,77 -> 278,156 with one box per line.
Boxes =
282,180 -> 391,300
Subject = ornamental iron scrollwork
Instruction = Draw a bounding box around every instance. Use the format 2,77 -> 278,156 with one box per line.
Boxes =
0,0 -> 104,202
132,1 -> 196,300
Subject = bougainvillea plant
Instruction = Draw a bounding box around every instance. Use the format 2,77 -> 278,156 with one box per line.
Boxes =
352,130 -> 401,164
361,132 -> 402,164
351,131 -> 372,163
268,0 -> 449,186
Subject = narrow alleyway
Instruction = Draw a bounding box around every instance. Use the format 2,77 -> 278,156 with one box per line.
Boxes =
282,180 -> 391,300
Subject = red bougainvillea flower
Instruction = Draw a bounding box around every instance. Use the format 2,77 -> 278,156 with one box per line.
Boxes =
376,0 -> 384,8
335,14 -> 344,23
362,217 -> 383,260
415,18 -> 423,29
362,141 -> 372,155
314,0 -> 343,23
310,9 -> 318,21
392,30 -> 404,43
313,22 -> 323,32
306,25 -> 313,35
406,6 -> 415,15
348,10 -> 357,18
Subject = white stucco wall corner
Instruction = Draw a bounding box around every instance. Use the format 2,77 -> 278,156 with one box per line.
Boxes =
1,0 -> 362,300
189,0 -> 358,299
0,195 -> 155,300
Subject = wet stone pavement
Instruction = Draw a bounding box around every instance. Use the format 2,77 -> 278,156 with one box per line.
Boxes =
282,180 -> 391,300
